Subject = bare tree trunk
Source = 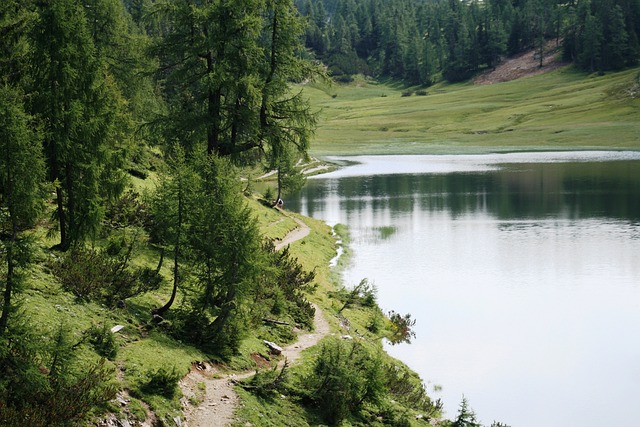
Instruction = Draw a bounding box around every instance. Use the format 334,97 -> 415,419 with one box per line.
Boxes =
153,186 -> 183,316
0,243 -> 14,336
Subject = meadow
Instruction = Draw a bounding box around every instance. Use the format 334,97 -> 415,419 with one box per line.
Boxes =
303,66 -> 640,156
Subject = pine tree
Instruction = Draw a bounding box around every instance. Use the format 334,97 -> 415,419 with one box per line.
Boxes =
260,0 -> 320,202
31,0 -> 128,250
452,396 -> 482,427
0,85 -> 46,335
184,154 -> 263,356
578,11 -> 603,71
150,146 -> 197,317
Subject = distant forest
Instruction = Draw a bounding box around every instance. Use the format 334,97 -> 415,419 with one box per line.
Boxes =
296,0 -> 640,83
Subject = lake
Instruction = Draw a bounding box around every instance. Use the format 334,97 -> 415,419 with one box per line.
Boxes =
287,151 -> 640,427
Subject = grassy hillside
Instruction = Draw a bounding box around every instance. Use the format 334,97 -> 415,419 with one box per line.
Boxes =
8,64 -> 637,427
6,187 -> 436,426
303,66 -> 640,156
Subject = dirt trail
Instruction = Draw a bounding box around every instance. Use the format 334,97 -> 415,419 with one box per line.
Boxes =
180,215 -> 330,427
180,305 -> 330,427
274,216 -> 310,250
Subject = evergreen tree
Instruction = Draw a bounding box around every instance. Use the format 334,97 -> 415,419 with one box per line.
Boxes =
153,0 -> 318,166
260,0 -> 319,202
182,154 -> 263,356
30,0 -> 128,250
150,146 -> 197,316
152,0 -> 261,157
452,396 -> 482,427
601,4 -> 630,69
578,10 -> 603,71
0,86 -> 46,336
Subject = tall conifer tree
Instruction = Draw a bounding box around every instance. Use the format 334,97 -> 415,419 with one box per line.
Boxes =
31,0 -> 127,249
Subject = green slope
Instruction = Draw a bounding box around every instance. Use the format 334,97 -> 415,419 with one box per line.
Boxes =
304,67 -> 640,156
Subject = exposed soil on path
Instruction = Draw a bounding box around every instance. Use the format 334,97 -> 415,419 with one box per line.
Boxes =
179,305 -> 331,427
179,214 -> 330,427
274,216 -> 310,250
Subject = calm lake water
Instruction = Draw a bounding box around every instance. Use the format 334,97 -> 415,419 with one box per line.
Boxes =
287,152 -> 640,427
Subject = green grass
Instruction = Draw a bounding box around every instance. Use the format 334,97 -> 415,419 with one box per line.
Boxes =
16,179 -> 439,425
303,66 -> 640,156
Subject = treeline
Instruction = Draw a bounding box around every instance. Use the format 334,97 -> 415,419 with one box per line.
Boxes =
2,0 -> 321,248
1,0 -> 324,423
297,0 -> 640,83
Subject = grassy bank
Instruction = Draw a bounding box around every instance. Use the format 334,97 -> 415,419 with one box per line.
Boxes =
9,189 -> 435,426
303,66 -> 640,156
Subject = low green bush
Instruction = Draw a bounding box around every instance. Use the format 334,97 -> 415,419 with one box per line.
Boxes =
140,366 -> 182,399
52,246 -> 163,306
87,323 -> 119,360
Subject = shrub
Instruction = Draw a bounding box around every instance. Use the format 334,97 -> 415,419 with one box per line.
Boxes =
387,311 -> 416,345
303,338 -> 386,426
416,89 -> 428,96
264,187 -> 274,203
52,246 -> 163,306
384,363 -> 439,415
173,305 -> 247,360
366,309 -> 385,334
401,90 -> 413,97
337,278 -> 377,313
87,324 -> 119,360
252,243 -> 317,332
141,366 -> 182,399
0,322 -> 117,426
245,363 -> 289,398
105,232 -> 129,256
104,190 -> 150,229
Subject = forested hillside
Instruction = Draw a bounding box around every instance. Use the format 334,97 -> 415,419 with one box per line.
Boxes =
297,0 -> 640,83
1,1 -> 433,425
2,0 -> 638,425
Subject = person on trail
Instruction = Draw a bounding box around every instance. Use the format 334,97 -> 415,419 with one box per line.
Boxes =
276,198 -> 284,208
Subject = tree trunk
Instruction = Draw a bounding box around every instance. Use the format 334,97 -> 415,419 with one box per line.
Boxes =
208,288 -> 236,337
0,239 -> 14,336
206,50 -> 221,156
155,247 -> 165,273
153,185 -> 183,316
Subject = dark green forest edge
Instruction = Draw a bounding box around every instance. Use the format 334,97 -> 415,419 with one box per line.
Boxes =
1,0 -> 639,426
299,0 -> 640,83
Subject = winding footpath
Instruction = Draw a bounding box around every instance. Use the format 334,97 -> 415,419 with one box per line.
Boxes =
274,216 -> 310,250
179,215 -> 329,427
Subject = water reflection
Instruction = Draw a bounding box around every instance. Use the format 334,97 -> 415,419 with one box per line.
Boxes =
287,154 -> 640,427
290,161 -> 640,222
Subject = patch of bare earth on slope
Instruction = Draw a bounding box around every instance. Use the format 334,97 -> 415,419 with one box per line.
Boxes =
474,41 -> 569,85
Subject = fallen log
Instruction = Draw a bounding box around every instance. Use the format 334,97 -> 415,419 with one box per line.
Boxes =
262,318 -> 290,326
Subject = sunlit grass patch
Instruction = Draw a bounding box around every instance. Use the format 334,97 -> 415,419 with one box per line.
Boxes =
301,67 -> 640,156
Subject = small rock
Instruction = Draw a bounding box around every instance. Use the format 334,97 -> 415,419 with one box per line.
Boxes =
116,394 -> 128,406
263,340 -> 283,355
110,324 -> 125,333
